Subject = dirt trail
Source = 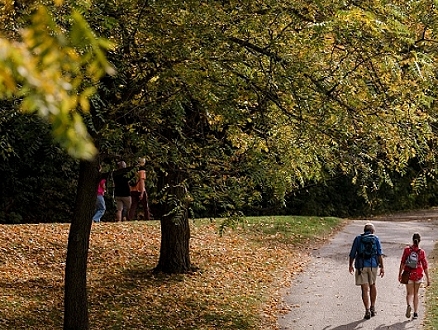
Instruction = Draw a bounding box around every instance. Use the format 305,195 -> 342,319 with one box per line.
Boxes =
278,216 -> 438,330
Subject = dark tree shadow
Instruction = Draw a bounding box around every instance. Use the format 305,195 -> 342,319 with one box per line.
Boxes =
323,319 -> 412,330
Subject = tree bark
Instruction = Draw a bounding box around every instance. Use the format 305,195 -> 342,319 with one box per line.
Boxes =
155,171 -> 191,274
64,160 -> 99,330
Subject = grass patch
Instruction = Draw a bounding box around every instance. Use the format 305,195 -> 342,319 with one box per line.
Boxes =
243,216 -> 344,243
0,216 -> 346,329
424,242 -> 438,329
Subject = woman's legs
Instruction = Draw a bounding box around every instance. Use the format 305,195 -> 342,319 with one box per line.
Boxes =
406,282 -> 414,306
405,282 -> 414,318
129,191 -> 140,220
92,195 -> 106,222
140,191 -> 151,220
413,282 -> 421,313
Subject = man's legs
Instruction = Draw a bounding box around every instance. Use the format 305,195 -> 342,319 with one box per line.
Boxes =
116,197 -> 124,222
361,284 -> 371,310
370,283 -> 377,309
123,196 -> 132,220
361,283 -> 371,319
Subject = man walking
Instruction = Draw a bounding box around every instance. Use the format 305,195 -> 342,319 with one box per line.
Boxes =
113,160 -> 132,222
349,222 -> 385,319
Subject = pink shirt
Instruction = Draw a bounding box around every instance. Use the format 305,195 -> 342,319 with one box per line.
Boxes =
97,179 -> 106,196
401,245 -> 428,281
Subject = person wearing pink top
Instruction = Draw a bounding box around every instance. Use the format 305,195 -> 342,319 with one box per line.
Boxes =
92,167 -> 107,223
398,232 -> 431,320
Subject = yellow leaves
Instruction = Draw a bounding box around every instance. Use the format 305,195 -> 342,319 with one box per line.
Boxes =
78,87 -> 96,112
0,5 -> 114,160
0,65 -> 16,94
0,220 -> 303,329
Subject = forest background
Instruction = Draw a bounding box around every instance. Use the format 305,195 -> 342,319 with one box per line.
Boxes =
3,0 -> 438,227
2,117 -> 438,225
3,0 -> 438,329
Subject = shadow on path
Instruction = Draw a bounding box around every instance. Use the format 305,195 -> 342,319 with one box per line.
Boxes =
323,319 -> 412,329
278,219 -> 437,330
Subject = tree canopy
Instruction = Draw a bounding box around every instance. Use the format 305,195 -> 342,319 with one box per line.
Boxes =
80,0 -> 438,209
3,0 -> 438,328
0,2 -> 114,159
3,0 -> 437,200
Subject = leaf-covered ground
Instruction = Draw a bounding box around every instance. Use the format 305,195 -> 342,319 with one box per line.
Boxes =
0,219 -> 341,329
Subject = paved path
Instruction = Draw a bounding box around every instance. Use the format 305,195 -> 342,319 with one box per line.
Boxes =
278,219 -> 437,329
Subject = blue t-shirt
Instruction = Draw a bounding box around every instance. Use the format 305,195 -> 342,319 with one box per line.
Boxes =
349,231 -> 383,268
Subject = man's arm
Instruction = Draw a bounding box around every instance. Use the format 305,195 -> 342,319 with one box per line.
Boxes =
376,237 -> 384,277
349,237 -> 358,274
349,257 -> 355,274
378,254 -> 384,277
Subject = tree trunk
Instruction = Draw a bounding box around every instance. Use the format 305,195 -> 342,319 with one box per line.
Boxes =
155,171 -> 191,274
64,160 -> 98,330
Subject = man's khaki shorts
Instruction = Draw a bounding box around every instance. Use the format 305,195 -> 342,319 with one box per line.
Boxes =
355,267 -> 377,285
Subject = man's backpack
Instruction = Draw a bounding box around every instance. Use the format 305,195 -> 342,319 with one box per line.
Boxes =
406,248 -> 420,269
358,234 -> 377,260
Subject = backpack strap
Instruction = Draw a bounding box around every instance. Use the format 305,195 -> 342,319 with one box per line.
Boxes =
410,246 -> 421,254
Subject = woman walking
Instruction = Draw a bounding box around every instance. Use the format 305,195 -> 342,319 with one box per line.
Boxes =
398,232 -> 431,320
92,166 -> 107,223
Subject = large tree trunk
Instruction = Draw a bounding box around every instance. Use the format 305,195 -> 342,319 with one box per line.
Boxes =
155,171 -> 191,274
64,160 -> 98,330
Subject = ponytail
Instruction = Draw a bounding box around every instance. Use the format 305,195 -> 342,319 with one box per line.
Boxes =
412,232 -> 421,247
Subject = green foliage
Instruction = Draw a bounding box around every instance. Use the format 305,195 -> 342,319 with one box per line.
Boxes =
0,3 -> 114,160
4,0 -> 438,222
285,176 -> 367,218
0,109 -> 78,223
285,169 -> 438,218
43,0 -> 438,219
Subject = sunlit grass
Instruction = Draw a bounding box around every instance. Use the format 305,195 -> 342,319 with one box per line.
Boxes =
241,215 -> 346,244
424,242 -> 438,329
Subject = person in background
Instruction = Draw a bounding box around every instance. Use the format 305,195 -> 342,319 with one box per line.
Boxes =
129,157 -> 151,220
113,160 -> 132,222
92,166 -> 106,223
398,232 -> 431,320
349,222 -> 384,320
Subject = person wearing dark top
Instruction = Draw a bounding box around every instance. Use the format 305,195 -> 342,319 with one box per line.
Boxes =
349,223 -> 384,320
113,161 -> 132,221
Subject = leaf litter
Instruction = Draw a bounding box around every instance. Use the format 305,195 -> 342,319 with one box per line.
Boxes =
0,220 -> 314,329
